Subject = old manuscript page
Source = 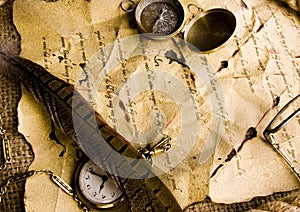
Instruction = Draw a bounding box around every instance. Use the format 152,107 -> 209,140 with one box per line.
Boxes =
12,0 -> 299,211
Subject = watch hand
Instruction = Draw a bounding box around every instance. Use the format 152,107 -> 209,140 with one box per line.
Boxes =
10,42 -> 182,212
89,170 -> 105,178
88,170 -> 109,194
99,175 -> 108,194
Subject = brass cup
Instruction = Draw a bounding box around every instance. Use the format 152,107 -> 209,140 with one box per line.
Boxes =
184,8 -> 236,53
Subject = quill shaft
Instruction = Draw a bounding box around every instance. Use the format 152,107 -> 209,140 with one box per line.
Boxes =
9,56 -> 182,211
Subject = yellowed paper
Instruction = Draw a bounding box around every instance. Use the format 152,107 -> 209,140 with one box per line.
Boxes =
18,88 -> 81,212
13,0 -> 300,211
209,0 -> 300,203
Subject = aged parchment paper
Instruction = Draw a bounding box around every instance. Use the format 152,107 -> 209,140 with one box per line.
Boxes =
12,0 -> 300,211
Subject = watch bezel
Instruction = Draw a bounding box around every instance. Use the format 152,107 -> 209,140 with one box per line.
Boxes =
73,156 -> 126,209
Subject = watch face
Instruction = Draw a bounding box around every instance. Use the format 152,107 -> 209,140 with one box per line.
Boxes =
74,158 -> 125,209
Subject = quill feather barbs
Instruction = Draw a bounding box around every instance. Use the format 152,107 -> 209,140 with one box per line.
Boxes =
9,56 -> 147,176
9,56 -> 182,211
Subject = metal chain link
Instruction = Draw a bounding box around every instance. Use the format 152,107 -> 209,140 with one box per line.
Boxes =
0,116 -> 11,171
73,193 -> 91,212
0,168 -> 91,211
0,116 -> 91,211
42,169 -> 90,211
39,169 -> 91,212
0,170 -> 36,203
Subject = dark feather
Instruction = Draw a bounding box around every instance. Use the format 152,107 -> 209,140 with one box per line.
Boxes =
9,56 -> 182,211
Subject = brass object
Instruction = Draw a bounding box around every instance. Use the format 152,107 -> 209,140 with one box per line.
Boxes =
134,0 -> 185,38
139,135 -> 172,161
73,157 -> 126,210
184,7 -> 236,53
121,1 -> 236,53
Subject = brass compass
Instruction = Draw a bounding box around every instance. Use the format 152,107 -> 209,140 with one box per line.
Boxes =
121,0 -> 185,37
121,1 -> 236,52
136,0 -> 185,36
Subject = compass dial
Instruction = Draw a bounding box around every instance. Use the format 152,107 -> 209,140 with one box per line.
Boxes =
140,2 -> 180,35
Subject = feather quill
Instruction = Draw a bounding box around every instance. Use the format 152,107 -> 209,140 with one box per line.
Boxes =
9,55 -> 182,211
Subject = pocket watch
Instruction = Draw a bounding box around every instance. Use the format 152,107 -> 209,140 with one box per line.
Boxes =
73,157 -> 127,210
